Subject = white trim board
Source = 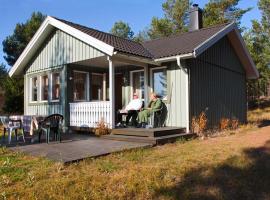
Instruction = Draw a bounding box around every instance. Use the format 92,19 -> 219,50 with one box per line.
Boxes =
9,16 -> 114,77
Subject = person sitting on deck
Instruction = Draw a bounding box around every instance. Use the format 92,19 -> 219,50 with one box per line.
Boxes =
137,92 -> 162,128
117,93 -> 143,127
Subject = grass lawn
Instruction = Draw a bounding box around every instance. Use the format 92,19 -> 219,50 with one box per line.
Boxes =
0,107 -> 270,199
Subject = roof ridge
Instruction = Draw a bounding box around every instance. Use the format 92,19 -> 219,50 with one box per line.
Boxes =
143,22 -> 232,44
52,16 -> 145,46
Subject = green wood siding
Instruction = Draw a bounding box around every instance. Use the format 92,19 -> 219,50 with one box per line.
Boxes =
166,62 -> 188,127
188,36 -> 247,127
25,29 -> 105,74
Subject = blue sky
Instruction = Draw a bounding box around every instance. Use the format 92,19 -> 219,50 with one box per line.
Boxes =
0,0 -> 261,67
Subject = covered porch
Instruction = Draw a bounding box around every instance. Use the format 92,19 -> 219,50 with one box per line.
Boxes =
67,54 -> 158,129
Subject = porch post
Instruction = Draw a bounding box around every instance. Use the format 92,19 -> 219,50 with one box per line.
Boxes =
108,56 -> 115,128
144,65 -> 149,107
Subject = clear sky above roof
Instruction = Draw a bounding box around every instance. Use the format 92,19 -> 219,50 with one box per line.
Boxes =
0,0 -> 261,68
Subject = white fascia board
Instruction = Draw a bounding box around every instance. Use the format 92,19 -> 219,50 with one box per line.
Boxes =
154,53 -> 194,63
9,16 -> 114,77
9,18 -> 51,77
48,17 -> 114,56
194,23 -> 236,57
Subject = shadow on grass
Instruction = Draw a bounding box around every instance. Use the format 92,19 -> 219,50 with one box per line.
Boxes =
258,120 -> 270,128
155,140 -> 270,200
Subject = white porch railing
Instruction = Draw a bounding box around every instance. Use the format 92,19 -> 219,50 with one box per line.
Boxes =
70,101 -> 111,128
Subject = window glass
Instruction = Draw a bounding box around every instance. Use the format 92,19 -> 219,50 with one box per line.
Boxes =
41,75 -> 49,101
52,73 -> 60,101
91,74 -> 104,101
31,77 -> 38,102
73,71 -> 87,101
132,71 -> 144,99
152,68 -> 167,99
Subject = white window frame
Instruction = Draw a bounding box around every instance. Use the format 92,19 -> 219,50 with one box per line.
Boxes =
73,70 -> 89,102
91,72 -> 107,101
150,66 -> 167,100
130,69 -> 145,100
39,73 -> 49,103
29,76 -> 39,103
50,71 -> 61,102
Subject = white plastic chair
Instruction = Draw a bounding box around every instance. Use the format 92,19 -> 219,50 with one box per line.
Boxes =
0,116 -> 25,144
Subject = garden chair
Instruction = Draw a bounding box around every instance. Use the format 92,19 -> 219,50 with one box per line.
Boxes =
38,114 -> 64,143
149,101 -> 168,128
0,116 -> 25,144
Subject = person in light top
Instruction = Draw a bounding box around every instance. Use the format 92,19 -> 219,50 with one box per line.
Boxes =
117,93 -> 143,127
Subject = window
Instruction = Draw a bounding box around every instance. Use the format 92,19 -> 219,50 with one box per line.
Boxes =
52,73 -> 60,101
152,67 -> 167,99
91,73 -> 105,101
131,70 -> 144,99
73,71 -> 88,101
41,75 -> 49,101
31,77 -> 38,102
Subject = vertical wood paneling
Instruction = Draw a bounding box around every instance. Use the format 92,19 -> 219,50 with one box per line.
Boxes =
26,104 -> 62,116
166,62 -> 188,127
189,36 -> 247,127
26,29 -> 105,74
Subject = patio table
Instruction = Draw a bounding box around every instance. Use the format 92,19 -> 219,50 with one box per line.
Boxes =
9,115 -> 46,135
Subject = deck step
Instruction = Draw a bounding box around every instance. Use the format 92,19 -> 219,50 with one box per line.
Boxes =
102,133 -> 194,145
111,127 -> 186,137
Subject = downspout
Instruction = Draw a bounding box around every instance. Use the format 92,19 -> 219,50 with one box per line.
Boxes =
176,56 -> 190,133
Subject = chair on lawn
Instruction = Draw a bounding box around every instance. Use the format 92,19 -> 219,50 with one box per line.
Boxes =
0,116 -> 25,144
38,114 -> 64,143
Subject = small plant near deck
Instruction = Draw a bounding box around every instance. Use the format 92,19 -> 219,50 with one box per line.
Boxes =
94,118 -> 110,136
220,118 -> 230,130
191,112 -> 208,138
231,119 -> 239,130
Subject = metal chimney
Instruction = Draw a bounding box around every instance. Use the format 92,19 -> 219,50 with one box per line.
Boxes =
189,4 -> 203,31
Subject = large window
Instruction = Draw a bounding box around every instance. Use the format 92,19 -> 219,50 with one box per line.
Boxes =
91,73 -> 105,101
52,73 -> 60,101
41,75 -> 49,101
152,67 -> 167,99
131,70 -> 144,99
31,77 -> 38,102
73,71 -> 88,101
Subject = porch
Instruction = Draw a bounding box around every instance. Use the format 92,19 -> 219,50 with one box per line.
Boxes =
66,54 -> 165,129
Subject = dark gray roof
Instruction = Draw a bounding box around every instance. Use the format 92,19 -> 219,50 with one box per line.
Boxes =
54,17 -> 153,58
142,23 -> 229,59
54,17 -> 229,60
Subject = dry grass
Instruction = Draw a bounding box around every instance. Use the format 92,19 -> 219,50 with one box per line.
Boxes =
0,107 -> 270,199
248,106 -> 270,126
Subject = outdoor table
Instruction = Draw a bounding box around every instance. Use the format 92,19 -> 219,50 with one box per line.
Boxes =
9,115 -> 46,135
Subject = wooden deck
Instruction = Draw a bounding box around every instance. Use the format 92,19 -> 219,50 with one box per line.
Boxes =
103,127 -> 193,145
111,127 -> 186,137
8,134 -> 152,163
